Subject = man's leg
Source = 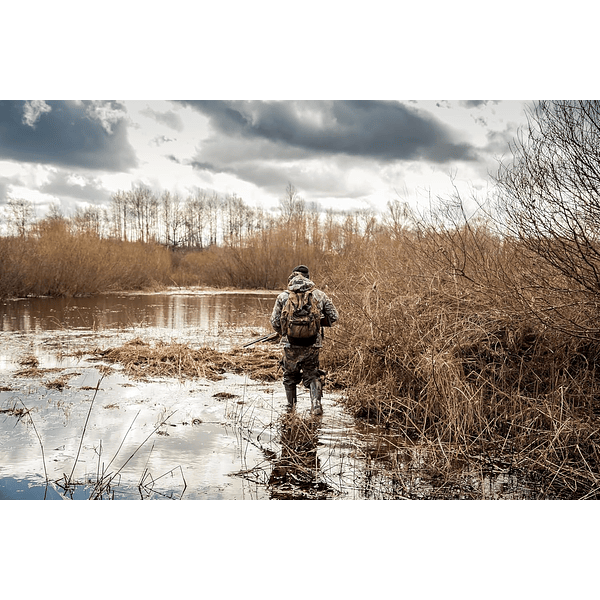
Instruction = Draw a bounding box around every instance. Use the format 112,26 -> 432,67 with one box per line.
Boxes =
282,348 -> 302,409
309,379 -> 323,416
299,348 -> 323,416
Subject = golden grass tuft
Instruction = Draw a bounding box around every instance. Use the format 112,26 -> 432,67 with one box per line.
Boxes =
92,338 -> 283,382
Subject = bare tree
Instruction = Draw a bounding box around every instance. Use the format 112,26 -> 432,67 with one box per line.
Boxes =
161,191 -> 184,247
206,192 -> 220,246
128,186 -> 157,243
495,100 -> 600,337
279,182 -> 305,221
110,190 -> 129,240
382,198 -> 414,240
6,197 -> 35,237
183,192 -> 207,248
72,205 -> 103,236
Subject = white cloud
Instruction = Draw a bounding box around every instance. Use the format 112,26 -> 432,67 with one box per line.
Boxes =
66,174 -> 87,187
8,185 -> 60,208
2,100 -> 532,219
85,100 -> 128,134
22,100 -> 52,128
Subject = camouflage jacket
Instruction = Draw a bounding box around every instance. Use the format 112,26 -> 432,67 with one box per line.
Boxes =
270,275 -> 339,348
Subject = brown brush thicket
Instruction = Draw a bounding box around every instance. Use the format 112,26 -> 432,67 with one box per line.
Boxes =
0,218 -> 173,298
169,211 -> 365,289
317,204 -> 600,499
0,208 -> 362,296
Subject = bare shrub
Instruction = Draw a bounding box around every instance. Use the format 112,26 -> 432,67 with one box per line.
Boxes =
0,220 -> 173,298
319,199 -> 600,498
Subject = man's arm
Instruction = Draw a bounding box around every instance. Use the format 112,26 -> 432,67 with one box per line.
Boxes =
319,292 -> 339,327
270,292 -> 287,334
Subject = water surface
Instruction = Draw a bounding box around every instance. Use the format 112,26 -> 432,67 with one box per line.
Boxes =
0,289 -> 384,500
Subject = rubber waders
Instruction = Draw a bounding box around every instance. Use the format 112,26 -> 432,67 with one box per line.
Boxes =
285,385 -> 297,409
310,379 -> 323,416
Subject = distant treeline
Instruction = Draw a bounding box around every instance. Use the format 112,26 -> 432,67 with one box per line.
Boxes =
0,182 -> 400,297
1,182 -> 371,250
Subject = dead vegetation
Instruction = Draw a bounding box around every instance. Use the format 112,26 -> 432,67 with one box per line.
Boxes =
91,337 -> 284,383
13,356 -> 81,390
0,404 -> 31,418
316,211 -> 600,499
46,373 -> 81,390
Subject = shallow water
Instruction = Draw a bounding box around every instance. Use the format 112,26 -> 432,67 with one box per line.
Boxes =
0,289 -> 398,500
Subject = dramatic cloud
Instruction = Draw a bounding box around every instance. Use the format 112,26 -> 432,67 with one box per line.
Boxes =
0,100 -> 530,218
39,170 -> 112,205
179,100 -> 479,163
0,100 -> 137,171
139,106 -> 184,131
22,100 -> 52,127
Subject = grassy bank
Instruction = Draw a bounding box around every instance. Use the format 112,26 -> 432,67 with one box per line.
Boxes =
0,221 -> 174,298
0,215 -> 332,297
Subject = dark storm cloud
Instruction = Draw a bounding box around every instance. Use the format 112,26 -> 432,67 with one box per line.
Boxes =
188,159 -> 216,171
178,100 -> 478,163
0,100 -> 137,171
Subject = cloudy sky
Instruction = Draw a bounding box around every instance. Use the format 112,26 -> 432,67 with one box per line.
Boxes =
0,99 -> 531,220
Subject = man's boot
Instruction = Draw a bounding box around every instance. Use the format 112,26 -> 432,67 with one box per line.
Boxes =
284,385 -> 297,410
309,379 -> 323,416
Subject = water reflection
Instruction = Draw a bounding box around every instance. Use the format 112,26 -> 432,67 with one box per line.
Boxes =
268,412 -> 334,499
0,369 -> 276,500
0,291 -> 277,334
0,290 -> 457,500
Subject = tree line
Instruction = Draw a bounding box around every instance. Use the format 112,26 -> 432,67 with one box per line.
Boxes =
1,182 -> 387,254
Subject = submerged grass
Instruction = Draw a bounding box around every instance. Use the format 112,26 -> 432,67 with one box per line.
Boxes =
91,337 -> 284,383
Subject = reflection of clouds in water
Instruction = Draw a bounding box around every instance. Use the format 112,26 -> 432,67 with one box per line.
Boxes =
0,368 -> 275,499
0,291 -> 372,499
0,291 -> 277,335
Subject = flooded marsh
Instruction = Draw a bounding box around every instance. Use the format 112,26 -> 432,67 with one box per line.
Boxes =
0,290 -> 381,500
1,289 -> 530,500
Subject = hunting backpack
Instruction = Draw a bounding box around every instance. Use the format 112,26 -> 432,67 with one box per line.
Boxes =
281,290 -> 321,345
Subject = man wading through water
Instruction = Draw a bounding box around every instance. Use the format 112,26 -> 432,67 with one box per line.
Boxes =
271,265 -> 339,416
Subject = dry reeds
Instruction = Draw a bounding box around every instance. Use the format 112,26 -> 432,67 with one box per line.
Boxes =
92,338 -> 283,382
319,217 -> 600,498
0,221 -> 173,299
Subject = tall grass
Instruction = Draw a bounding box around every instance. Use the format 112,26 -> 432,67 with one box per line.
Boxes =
170,218 -> 333,289
0,220 -> 173,298
317,217 -> 600,498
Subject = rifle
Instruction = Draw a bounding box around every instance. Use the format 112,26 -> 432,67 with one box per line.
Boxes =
242,332 -> 279,348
